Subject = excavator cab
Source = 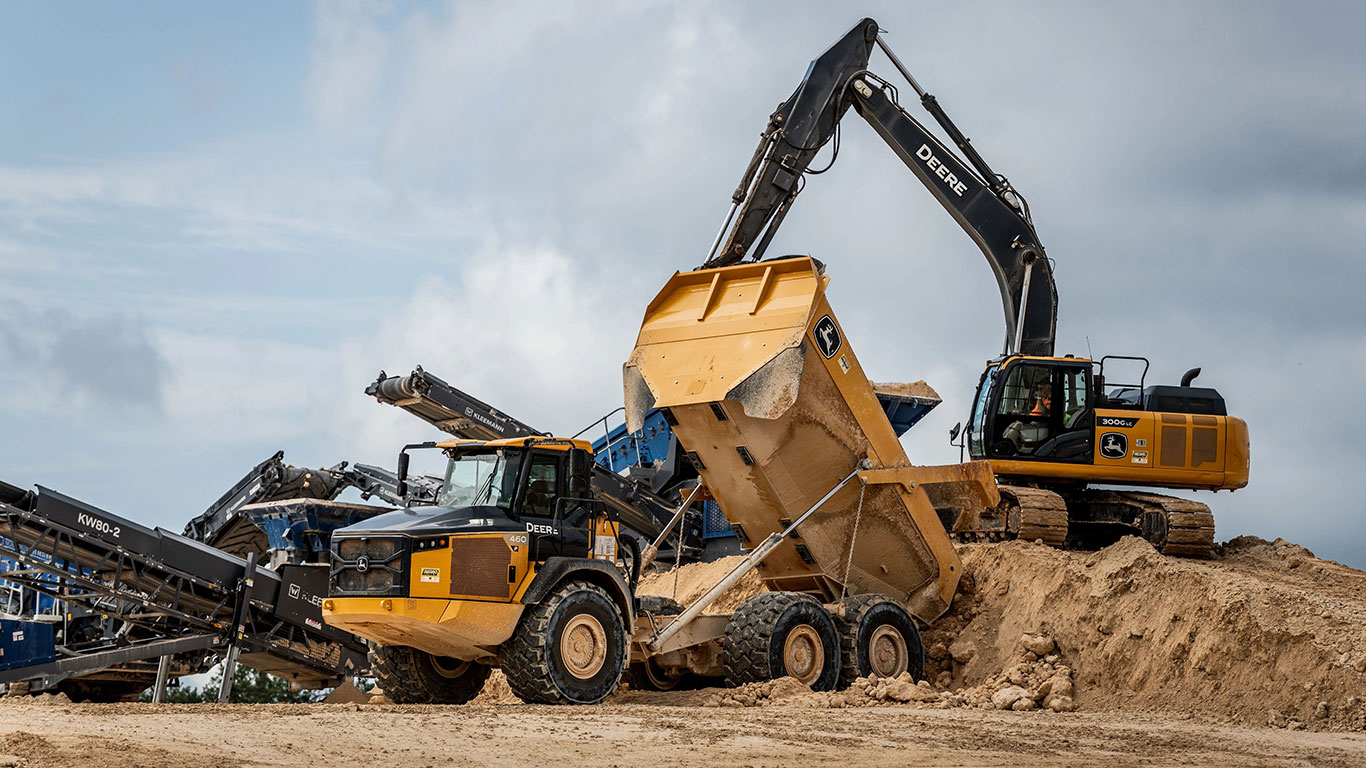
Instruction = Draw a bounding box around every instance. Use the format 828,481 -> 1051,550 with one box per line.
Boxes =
968,355 -> 1248,491
970,357 -> 1094,462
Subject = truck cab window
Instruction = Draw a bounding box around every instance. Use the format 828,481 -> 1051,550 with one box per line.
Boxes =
522,453 -> 560,518
438,450 -> 525,511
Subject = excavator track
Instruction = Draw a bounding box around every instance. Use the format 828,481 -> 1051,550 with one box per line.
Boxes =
949,486 -> 1213,558
949,484 -> 1068,548
1005,486 -> 1070,547
1112,491 -> 1215,558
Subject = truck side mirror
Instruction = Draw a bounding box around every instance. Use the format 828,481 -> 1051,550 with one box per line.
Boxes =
569,449 -> 592,488
396,452 -> 410,499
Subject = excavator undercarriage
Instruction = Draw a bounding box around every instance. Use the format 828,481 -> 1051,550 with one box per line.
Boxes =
947,485 -> 1215,557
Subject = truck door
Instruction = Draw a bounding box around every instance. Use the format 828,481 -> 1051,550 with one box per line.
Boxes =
522,451 -> 592,561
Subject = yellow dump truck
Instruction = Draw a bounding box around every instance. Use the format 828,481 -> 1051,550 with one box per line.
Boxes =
324,258 -> 997,702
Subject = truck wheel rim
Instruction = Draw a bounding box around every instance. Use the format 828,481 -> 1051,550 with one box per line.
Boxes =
782,624 -> 824,685
431,656 -> 471,678
868,625 -> 909,678
561,614 -> 608,679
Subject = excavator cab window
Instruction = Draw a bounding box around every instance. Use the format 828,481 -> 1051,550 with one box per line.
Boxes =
990,362 -> 1093,461
968,367 -> 999,458
994,364 -> 1054,456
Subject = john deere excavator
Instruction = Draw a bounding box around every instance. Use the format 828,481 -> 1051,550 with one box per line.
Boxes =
699,18 -> 1249,556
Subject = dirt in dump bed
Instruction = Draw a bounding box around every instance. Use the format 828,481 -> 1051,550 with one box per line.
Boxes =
922,536 -> 1366,732
636,557 -> 766,616
872,380 -> 941,400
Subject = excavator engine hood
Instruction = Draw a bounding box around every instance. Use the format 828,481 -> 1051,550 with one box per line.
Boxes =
625,257 -> 993,622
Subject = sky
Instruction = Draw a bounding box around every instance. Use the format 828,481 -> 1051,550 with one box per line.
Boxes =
1,1 -> 1362,568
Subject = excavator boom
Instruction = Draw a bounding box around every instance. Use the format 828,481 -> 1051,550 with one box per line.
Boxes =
703,17 -> 1057,356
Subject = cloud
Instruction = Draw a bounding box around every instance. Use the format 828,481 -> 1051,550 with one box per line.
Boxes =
1,1 -> 1363,569
0,309 -> 168,411
331,240 -> 638,467
308,1 -> 392,128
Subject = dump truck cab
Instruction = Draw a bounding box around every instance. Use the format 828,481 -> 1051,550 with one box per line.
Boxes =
324,436 -> 635,705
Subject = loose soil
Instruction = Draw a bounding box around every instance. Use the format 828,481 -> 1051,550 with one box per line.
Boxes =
638,535 -> 1366,732
0,699 -> 1361,767
872,380 -> 941,400
2,536 -> 1362,766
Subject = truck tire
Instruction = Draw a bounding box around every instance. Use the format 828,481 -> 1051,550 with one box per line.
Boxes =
722,592 -> 840,691
370,645 -> 490,704
835,594 -> 924,688
501,580 -> 626,704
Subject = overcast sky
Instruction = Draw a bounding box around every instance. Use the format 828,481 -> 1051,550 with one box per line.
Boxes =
2,1 -> 1362,568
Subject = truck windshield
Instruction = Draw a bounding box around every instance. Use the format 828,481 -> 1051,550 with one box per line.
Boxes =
437,450 -> 524,510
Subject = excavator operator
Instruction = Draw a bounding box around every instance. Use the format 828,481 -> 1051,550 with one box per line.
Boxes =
1001,378 -> 1052,455
1030,381 -> 1052,416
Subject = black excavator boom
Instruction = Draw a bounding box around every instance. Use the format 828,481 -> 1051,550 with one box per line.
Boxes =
702,17 -> 1057,357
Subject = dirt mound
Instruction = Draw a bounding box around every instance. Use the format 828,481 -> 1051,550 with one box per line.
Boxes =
472,670 -> 518,704
872,380 -> 940,400
923,536 -> 1366,731
637,557 -> 765,616
0,692 -> 70,707
322,681 -> 368,704
680,632 -> 1079,713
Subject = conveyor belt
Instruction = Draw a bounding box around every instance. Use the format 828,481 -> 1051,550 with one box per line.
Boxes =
0,484 -> 367,689
368,367 -> 696,550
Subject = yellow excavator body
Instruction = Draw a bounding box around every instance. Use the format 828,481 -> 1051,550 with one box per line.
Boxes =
975,355 -> 1250,491
991,408 -> 1250,489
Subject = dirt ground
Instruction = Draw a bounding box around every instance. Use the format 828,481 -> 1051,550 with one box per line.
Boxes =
0,698 -> 1364,768
2,536 -> 1362,766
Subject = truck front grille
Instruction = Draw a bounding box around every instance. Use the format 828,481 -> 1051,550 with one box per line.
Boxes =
330,536 -> 408,597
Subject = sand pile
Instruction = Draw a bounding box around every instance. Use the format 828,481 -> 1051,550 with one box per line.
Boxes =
322,681 -> 368,704
697,632 -> 1078,712
872,380 -> 940,400
633,537 -> 1364,731
924,536 -> 1366,731
472,670 -> 518,704
637,557 -> 766,616
0,692 -> 70,707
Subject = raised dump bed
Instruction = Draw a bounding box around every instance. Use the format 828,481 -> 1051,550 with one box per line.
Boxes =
624,256 -> 996,623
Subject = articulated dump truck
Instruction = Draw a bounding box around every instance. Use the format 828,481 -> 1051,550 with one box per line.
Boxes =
324,257 -> 998,704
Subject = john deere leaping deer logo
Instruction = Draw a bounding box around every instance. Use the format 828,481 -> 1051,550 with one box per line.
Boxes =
1100,432 -> 1128,459
814,315 -> 842,359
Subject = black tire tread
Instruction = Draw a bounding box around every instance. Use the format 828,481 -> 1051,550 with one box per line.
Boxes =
834,594 -> 924,688
501,581 -> 625,705
721,591 -> 822,687
370,645 -> 490,704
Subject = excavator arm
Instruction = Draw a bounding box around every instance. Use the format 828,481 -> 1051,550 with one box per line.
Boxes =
702,17 -> 1057,357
